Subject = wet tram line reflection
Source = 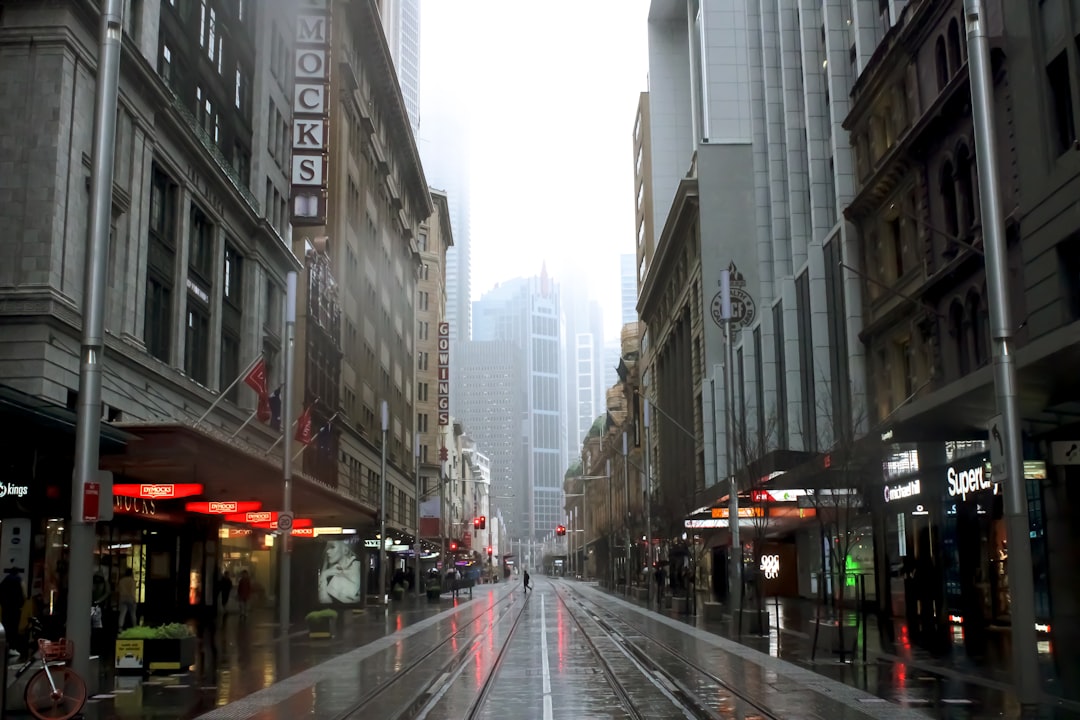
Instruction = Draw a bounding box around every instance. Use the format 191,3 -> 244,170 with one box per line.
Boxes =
330,590 -> 522,720
557,586 -> 782,720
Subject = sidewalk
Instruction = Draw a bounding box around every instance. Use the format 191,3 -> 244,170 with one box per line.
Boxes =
604,582 -> 1080,719
6,592 -> 484,720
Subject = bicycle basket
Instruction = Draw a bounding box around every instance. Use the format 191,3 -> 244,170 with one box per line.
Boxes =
38,638 -> 74,662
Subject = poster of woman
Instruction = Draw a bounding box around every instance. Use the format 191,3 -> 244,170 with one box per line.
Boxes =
317,538 -> 362,604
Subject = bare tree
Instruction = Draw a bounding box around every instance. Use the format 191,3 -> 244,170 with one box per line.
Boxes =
803,382 -> 880,661
730,409 -> 779,633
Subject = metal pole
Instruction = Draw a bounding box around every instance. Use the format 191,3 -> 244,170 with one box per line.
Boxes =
278,271 -> 297,633
68,0 -> 124,682
643,400 -> 653,608
606,459 -> 613,590
963,0 -> 1039,707
378,400 -> 389,605
415,434 -> 422,596
623,432 -> 631,597
721,271 -> 741,614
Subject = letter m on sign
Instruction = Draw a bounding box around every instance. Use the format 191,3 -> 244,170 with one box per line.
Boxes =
297,15 -> 327,43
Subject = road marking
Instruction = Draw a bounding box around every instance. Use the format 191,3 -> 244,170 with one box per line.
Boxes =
540,594 -> 553,720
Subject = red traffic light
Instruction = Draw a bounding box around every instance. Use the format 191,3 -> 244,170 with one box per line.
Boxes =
449,541 -> 458,552
556,525 -> 566,536
473,517 -> 481,529
439,446 -> 448,461
479,515 -> 486,530
486,546 -> 493,556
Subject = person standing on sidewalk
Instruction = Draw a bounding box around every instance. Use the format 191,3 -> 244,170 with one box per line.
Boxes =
655,566 -> 665,609
237,570 -> 252,619
117,568 -> 137,629
523,569 -> 531,594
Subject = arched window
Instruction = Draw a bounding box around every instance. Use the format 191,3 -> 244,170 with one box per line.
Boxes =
949,300 -> 969,376
936,36 -> 949,91
967,290 -> 986,367
941,160 -> 959,239
955,144 -> 976,234
947,19 -> 963,74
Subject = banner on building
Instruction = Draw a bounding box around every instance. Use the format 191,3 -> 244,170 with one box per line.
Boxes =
437,321 -> 450,425
291,0 -> 331,225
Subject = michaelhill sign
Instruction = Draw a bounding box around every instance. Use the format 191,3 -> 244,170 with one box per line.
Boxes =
291,0 -> 331,226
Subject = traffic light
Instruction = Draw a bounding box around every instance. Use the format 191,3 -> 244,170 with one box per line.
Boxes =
449,540 -> 458,552
473,517 -> 481,530
486,546 -> 493,557
556,525 -> 566,536
479,515 -> 486,530
439,446 -> 448,461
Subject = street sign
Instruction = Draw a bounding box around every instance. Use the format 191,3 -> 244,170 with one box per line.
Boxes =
277,511 -> 295,531
988,415 -> 1006,482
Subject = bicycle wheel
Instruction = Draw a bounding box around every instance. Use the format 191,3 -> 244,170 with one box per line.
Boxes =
23,666 -> 86,720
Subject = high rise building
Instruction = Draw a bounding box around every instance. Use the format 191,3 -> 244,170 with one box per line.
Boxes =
415,190 -> 453,545
378,0 -> 422,137
620,253 -> 637,325
638,0 -> 882,505
561,280 -> 606,457
472,269 -> 564,541
455,341 -> 526,542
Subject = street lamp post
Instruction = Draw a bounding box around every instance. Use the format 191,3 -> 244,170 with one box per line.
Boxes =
623,432 -> 632,597
378,400 -> 389,605
643,399 -> 653,609
68,0 -> 124,681
606,459 -> 614,590
414,434 -> 422,596
279,272 -> 297,631
963,0 -> 1039,707
721,270 -> 741,616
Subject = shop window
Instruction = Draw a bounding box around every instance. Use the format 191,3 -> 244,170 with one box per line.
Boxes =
1047,51 -> 1076,155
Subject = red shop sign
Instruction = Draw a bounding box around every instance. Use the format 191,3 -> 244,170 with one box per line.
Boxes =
290,528 -> 315,537
185,500 -> 262,515
115,483 -> 204,500
250,517 -> 313,530
224,511 -> 275,524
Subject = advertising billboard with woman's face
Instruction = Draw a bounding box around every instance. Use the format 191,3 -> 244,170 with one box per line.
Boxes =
316,537 -> 362,604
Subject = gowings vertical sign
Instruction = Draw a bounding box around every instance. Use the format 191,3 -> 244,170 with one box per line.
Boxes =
437,321 -> 450,425
291,0 -> 331,226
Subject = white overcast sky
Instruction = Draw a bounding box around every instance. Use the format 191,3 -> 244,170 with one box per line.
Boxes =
417,0 -> 651,341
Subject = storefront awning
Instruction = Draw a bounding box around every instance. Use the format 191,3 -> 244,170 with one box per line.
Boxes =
101,422 -> 374,525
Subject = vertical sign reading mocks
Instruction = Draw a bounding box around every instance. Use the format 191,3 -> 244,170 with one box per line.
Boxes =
291,0 -> 331,226
437,322 -> 450,425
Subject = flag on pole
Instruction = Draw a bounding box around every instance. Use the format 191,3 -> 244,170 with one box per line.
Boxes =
295,406 -> 314,445
243,358 -> 271,423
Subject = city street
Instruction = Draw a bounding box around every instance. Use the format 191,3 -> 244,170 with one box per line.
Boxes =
13,578 -> 1074,720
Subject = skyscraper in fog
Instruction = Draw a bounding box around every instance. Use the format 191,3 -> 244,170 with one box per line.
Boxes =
561,280 -> 605,460
380,0 -> 422,136
620,253 -> 637,325
472,268 -> 564,542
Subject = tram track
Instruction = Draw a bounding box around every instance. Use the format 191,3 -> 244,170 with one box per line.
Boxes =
557,585 -> 783,720
331,587 -> 523,720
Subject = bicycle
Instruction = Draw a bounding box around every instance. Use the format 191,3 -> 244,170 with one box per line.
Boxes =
8,622 -> 87,720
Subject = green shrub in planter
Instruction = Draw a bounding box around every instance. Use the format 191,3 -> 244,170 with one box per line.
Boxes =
116,622 -> 196,674
305,608 -> 338,638
426,584 -> 442,601
392,583 -> 405,600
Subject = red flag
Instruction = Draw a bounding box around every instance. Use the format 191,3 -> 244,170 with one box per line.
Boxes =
243,358 -> 268,396
295,406 -> 313,445
243,359 -> 271,423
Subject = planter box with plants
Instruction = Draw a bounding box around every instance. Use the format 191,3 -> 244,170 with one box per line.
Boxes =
115,623 -> 196,675
426,583 -> 442,601
305,609 -> 338,638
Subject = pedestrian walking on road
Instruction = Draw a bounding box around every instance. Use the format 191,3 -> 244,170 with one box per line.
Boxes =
523,569 -> 531,593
